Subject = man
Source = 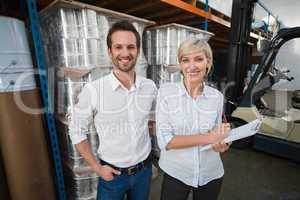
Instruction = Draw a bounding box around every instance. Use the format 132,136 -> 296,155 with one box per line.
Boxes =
69,20 -> 157,200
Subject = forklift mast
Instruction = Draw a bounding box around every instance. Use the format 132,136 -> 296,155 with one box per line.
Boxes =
226,0 -> 256,114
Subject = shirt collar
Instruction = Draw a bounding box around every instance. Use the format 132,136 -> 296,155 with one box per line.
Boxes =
179,81 -> 208,98
109,72 -> 142,91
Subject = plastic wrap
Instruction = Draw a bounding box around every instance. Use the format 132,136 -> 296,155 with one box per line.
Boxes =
144,23 -> 214,66
147,64 -> 182,87
40,3 -> 153,72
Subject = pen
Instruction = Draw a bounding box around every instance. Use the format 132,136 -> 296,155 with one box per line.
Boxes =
222,113 -> 228,123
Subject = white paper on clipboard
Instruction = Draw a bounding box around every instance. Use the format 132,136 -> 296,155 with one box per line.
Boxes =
200,119 -> 262,152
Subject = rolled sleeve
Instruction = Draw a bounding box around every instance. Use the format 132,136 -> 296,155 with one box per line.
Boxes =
69,132 -> 88,145
155,92 -> 174,150
69,84 -> 95,145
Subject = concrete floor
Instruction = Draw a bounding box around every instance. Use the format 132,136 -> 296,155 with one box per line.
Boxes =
150,148 -> 300,200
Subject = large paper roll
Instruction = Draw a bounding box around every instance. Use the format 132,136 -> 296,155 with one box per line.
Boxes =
0,89 -> 56,200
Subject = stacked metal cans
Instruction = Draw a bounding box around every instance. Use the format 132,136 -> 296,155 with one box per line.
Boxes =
144,23 -> 214,87
40,7 -> 111,68
56,119 -> 99,199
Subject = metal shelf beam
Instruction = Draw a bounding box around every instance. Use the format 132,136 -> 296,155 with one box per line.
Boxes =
160,0 -> 230,27
25,0 -> 66,199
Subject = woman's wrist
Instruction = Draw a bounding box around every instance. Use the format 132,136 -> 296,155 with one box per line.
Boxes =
205,130 -> 215,144
197,130 -> 214,145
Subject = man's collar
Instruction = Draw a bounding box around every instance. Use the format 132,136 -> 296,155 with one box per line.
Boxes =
109,71 -> 142,91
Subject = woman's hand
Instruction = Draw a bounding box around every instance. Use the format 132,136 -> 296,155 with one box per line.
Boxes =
212,141 -> 232,153
207,123 -> 231,144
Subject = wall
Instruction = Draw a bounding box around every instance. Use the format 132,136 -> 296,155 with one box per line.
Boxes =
198,0 -> 233,17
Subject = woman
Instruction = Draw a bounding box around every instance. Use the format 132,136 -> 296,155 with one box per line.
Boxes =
156,38 -> 231,200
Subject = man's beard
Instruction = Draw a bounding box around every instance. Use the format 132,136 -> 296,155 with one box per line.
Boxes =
111,56 -> 137,72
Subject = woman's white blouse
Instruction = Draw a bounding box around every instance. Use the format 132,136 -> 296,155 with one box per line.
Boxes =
156,82 -> 224,187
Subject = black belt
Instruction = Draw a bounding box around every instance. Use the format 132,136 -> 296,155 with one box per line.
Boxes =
100,155 -> 152,175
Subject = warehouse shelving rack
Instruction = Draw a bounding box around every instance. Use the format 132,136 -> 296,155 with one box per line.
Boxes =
25,0 -> 66,199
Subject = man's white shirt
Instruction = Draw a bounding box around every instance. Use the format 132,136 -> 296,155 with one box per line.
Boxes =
69,72 -> 157,168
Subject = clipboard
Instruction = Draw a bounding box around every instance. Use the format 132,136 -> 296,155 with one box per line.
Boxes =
200,119 -> 262,152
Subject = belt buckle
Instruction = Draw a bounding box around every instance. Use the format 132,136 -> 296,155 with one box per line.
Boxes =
127,166 -> 136,175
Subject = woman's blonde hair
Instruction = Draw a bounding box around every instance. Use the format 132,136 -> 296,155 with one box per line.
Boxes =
178,38 -> 213,73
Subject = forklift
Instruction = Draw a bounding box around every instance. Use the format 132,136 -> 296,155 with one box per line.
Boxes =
225,0 -> 300,162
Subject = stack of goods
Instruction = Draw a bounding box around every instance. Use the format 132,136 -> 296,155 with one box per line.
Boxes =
39,1 -> 153,199
55,119 -> 99,200
144,23 -> 214,87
